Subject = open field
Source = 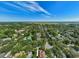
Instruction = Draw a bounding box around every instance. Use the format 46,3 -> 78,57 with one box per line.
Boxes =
0,22 -> 79,58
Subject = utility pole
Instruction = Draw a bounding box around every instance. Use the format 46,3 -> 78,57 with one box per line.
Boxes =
36,47 -> 39,58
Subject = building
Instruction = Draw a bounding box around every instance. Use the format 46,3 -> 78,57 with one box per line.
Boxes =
38,50 -> 45,58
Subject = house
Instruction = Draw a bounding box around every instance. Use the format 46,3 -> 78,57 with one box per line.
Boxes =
38,50 -> 45,58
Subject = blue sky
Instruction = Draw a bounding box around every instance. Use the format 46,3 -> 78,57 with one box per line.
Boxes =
0,1 -> 79,22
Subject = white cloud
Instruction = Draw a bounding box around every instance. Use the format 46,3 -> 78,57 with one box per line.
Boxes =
14,1 -> 51,16
27,1 -> 51,15
3,2 -> 27,12
0,1 -> 52,21
2,1 -> 51,16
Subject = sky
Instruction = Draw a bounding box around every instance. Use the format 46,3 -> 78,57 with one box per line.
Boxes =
0,1 -> 79,22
